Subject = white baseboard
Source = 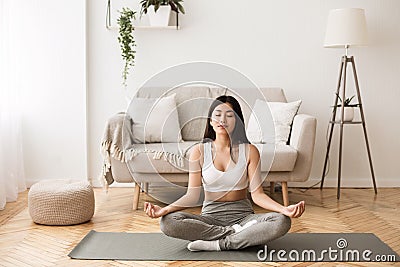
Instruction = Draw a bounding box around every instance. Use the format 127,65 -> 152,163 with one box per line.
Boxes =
90,179 -> 136,188
289,177 -> 400,188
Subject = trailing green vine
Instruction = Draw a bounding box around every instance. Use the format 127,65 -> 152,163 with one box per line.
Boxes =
117,8 -> 136,87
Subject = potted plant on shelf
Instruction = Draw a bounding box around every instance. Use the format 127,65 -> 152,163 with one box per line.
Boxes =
336,94 -> 356,122
139,0 -> 185,27
117,7 -> 137,87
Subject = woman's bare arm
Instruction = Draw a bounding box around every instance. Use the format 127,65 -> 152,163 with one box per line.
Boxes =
144,144 -> 203,218
247,144 -> 305,218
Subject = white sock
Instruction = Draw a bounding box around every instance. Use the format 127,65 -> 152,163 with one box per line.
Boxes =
187,240 -> 221,252
232,219 -> 257,233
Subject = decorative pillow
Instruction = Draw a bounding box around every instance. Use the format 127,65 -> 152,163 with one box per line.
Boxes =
127,94 -> 182,143
247,99 -> 302,145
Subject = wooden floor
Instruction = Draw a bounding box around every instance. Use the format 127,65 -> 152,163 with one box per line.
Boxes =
0,187 -> 399,266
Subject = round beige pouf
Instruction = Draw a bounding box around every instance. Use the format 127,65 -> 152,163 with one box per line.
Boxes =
28,179 -> 95,225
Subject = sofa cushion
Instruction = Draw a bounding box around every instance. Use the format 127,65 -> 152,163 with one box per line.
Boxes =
247,99 -> 302,144
254,144 -> 297,172
136,86 -> 227,141
171,86 -> 225,141
127,94 -> 182,143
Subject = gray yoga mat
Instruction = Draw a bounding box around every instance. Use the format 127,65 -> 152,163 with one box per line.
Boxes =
69,230 -> 399,262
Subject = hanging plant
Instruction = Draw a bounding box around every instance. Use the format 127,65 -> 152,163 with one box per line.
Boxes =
117,8 -> 136,87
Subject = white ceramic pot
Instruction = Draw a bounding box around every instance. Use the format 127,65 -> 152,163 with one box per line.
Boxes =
336,106 -> 354,122
148,5 -> 171,26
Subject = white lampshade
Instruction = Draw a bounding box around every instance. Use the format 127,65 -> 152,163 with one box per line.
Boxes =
324,8 -> 368,48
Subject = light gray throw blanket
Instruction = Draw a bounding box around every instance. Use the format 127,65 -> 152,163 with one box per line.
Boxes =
100,113 -> 195,186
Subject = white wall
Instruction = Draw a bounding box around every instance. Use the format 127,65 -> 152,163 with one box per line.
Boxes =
66,0 -> 400,188
5,0 -> 87,185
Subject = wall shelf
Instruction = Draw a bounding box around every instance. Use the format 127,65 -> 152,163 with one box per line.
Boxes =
106,0 -> 180,30
107,25 -> 180,30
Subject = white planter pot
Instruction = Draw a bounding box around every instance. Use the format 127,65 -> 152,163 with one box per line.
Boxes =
148,5 -> 171,26
336,106 -> 354,122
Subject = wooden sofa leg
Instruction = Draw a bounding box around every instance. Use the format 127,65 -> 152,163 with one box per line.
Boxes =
133,183 -> 140,210
270,182 -> 275,194
281,182 -> 289,206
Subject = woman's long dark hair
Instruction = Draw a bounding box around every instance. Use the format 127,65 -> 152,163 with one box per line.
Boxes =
203,95 -> 250,145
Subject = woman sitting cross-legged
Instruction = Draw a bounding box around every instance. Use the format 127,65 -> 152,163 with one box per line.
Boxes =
144,95 -> 305,251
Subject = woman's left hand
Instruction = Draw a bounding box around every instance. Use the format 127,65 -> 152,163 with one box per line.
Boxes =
281,200 -> 305,218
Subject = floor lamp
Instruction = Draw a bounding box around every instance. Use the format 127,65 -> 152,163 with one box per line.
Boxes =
320,8 -> 377,199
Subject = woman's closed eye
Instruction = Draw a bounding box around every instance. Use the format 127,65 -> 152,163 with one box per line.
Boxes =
214,114 -> 233,117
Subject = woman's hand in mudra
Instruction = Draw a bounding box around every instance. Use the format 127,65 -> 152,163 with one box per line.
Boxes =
281,200 -> 305,218
144,202 -> 166,219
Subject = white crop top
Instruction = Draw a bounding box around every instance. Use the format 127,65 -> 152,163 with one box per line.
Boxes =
202,142 -> 249,192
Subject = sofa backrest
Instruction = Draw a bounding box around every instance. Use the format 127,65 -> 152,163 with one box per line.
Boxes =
135,86 -> 287,141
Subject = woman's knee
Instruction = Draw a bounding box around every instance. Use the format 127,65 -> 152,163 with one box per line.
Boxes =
160,212 -> 185,237
275,213 -> 291,235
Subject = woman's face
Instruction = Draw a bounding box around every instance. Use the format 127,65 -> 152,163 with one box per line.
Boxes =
210,103 -> 236,136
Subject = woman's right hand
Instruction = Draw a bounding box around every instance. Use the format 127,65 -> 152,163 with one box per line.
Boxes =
144,202 -> 166,218
281,200 -> 305,218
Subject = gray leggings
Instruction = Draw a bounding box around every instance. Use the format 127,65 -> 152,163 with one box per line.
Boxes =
160,198 -> 291,250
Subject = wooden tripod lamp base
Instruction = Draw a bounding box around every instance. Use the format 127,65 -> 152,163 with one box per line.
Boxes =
320,55 -> 378,199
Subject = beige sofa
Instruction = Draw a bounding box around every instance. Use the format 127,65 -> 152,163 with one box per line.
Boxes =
103,87 -> 316,209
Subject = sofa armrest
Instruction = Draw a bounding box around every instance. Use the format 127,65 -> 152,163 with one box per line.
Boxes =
288,114 -> 317,182
101,111 -> 132,185
101,111 -> 133,159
